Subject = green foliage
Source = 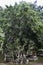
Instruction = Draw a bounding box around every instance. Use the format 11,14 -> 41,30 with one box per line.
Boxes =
0,1 -> 43,55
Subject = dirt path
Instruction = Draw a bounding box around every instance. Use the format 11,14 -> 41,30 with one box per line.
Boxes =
29,62 -> 43,65
0,63 -> 7,65
0,63 -> 43,65
0,63 -> 10,65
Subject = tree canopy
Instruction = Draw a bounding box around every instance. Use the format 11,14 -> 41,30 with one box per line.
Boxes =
0,1 -> 43,56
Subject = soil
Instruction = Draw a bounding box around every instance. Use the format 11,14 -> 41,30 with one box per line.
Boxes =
0,62 -> 43,65
29,62 -> 43,65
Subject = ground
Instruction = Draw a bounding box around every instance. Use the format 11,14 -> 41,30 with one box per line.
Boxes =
0,63 -> 43,65
29,62 -> 43,65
